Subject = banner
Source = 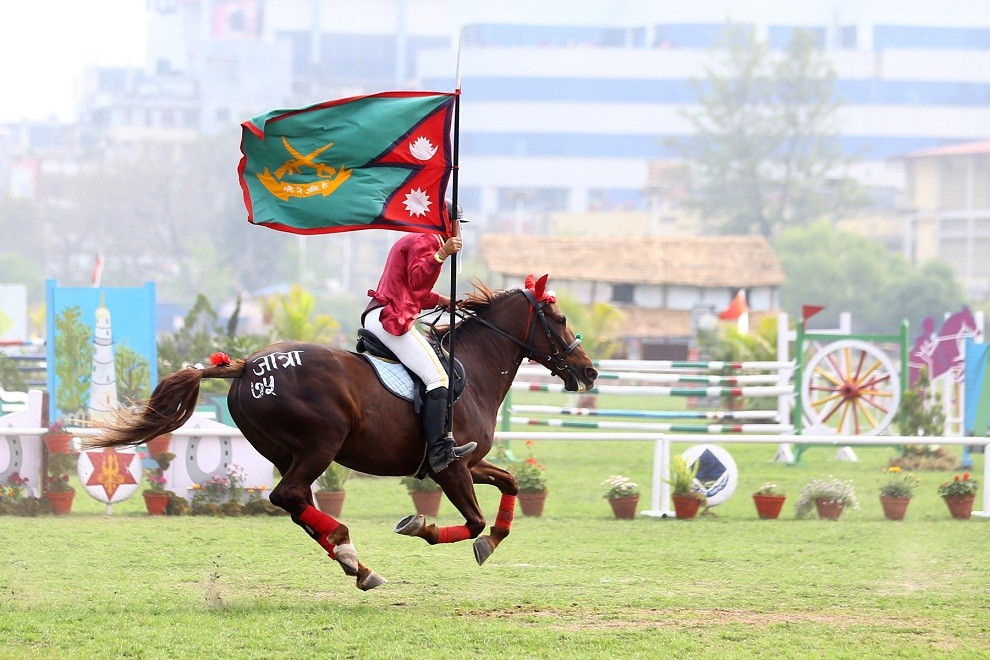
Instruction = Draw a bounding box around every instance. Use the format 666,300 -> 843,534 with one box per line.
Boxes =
239,91 -> 456,235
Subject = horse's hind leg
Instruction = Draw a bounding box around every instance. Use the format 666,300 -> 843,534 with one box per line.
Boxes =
467,460 -> 518,566
268,456 -> 386,592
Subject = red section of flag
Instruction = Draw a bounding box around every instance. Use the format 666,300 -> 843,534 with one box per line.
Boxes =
802,305 -> 825,322
376,104 -> 453,229
719,290 -> 748,321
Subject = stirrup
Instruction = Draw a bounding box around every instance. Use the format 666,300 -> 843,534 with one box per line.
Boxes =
429,438 -> 477,472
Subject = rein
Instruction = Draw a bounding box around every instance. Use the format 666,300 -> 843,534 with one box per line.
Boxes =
439,290 -> 582,378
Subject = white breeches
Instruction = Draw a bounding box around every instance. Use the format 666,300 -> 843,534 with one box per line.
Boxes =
363,307 -> 448,391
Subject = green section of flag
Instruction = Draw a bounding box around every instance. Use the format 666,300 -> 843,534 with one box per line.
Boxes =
239,92 -> 453,234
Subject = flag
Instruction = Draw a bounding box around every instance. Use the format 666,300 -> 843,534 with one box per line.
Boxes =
91,252 -> 104,287
802,304 -> 825,323
720,289 -> 749,334
238,91 -> 456,236
720,290 -> 748,321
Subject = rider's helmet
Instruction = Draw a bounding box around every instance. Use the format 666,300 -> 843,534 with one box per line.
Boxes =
445,199 -> 468,223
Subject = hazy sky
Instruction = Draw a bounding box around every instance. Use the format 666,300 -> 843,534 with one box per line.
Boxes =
3,0 -> 990,124
0,1 -> 146,123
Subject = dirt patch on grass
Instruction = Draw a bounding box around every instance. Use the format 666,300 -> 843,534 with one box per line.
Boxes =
456,604 -> 935,632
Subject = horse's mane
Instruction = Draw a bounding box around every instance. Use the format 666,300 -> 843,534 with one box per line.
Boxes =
459,279 -> 515,313
433,279 -> 516,338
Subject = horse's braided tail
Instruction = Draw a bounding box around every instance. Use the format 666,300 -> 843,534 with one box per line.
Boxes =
83,360 -> 246,450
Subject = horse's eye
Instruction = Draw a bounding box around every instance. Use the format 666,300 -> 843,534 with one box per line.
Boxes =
558,316 -> 566,326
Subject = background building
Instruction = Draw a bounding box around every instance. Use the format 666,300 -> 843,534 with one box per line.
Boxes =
3,0 -> 990,302
481,234 -> 785,358
897,140 -> 990,300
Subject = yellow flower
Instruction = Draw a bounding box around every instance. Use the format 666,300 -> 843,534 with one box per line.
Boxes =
888,466 -> 902,474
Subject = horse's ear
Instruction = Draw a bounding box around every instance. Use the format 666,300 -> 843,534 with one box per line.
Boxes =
534,274 -> 549,300
524,274 -> 535,291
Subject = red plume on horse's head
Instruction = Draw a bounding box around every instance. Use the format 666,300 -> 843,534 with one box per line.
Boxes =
524,274 -> 555,304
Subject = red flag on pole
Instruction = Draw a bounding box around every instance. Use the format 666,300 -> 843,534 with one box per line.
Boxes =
91,252 -> 104,287
719,290 -> 748,321
802,304 -> 825,323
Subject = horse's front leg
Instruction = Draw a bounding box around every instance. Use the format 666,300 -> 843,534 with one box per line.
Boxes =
466,459 -> 518,566
394,460 -> 486,547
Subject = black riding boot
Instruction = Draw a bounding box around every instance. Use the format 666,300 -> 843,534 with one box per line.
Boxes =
423,387 -> 476,472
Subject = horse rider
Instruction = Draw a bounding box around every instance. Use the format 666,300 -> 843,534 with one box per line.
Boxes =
362,199 -> 477,472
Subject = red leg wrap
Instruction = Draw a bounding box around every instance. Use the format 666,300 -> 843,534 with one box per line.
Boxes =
495,494 -> 516,531
437,525 -> 472,544
299,505 -> 341,558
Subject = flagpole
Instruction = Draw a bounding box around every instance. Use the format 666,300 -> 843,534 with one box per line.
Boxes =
446,33 -> 463,436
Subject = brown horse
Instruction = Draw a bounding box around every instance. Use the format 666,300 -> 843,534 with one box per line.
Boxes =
85,275 -> 597,590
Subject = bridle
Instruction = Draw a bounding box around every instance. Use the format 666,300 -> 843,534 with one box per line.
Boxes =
442,289 -> 583,379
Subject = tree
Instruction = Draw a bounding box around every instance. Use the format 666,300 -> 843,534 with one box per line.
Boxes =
156,294 -> 267,394
53,306 -> 94,420
554,294 -> 625,360
676,26 -> 866,238
775,222 -> 965,333
114,344 -> 151,405
266,284 -> 340,344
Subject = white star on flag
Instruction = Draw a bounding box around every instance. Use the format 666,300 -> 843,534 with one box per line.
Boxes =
403,188 -> 431,216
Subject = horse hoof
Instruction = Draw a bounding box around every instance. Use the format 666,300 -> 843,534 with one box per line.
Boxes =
358,571 -> 387,591
335,543 -> 359,576
473,536 -> 494,566
394,514 -> 425,536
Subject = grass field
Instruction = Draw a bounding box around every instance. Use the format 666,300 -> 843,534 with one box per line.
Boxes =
1,434 -> 987,658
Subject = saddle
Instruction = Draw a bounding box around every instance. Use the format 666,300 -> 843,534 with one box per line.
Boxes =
355,329 -> 466,412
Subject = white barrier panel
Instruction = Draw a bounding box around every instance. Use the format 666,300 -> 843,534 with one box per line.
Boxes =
71,416 -> 274,503
0,390 -> 45,497
165,417 -> 274,502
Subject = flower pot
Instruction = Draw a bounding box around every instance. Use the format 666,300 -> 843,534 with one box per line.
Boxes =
879,496 -> 910,521
145,434 -> 171,459
43,490 -> 75,515
143,491 -> 170,516
943,494 -> 975,520
43,432 -> 74,454
409,490 -> 442,517
752,494 -> 786,519
671,494 -> 702,519
517,491 -> 547,517
814,498 -> 844,521
315,490 -> 346,517
607,495 -> 640,519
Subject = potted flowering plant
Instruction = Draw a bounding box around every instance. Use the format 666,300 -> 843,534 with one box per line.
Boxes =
400,475 -> 443,517
0,472 -> 30,515
43,420 -> 75,454
190,464 -> 248,515
937,473 -> 979,520
602,475 -> 640,519
509,440 -> 548,517
664,455 -> 705,519
315,463 -> 350,517
752,482 -> 786,519
142,451 -> 175,515
795,476 -> 859,520
878,466 -> 919,520
43,452 -> 77,515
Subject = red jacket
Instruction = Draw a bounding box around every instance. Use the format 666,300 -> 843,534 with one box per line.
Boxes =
366,232 -> 445,335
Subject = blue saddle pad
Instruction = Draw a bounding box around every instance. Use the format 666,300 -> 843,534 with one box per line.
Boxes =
360,354 -> 416,402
